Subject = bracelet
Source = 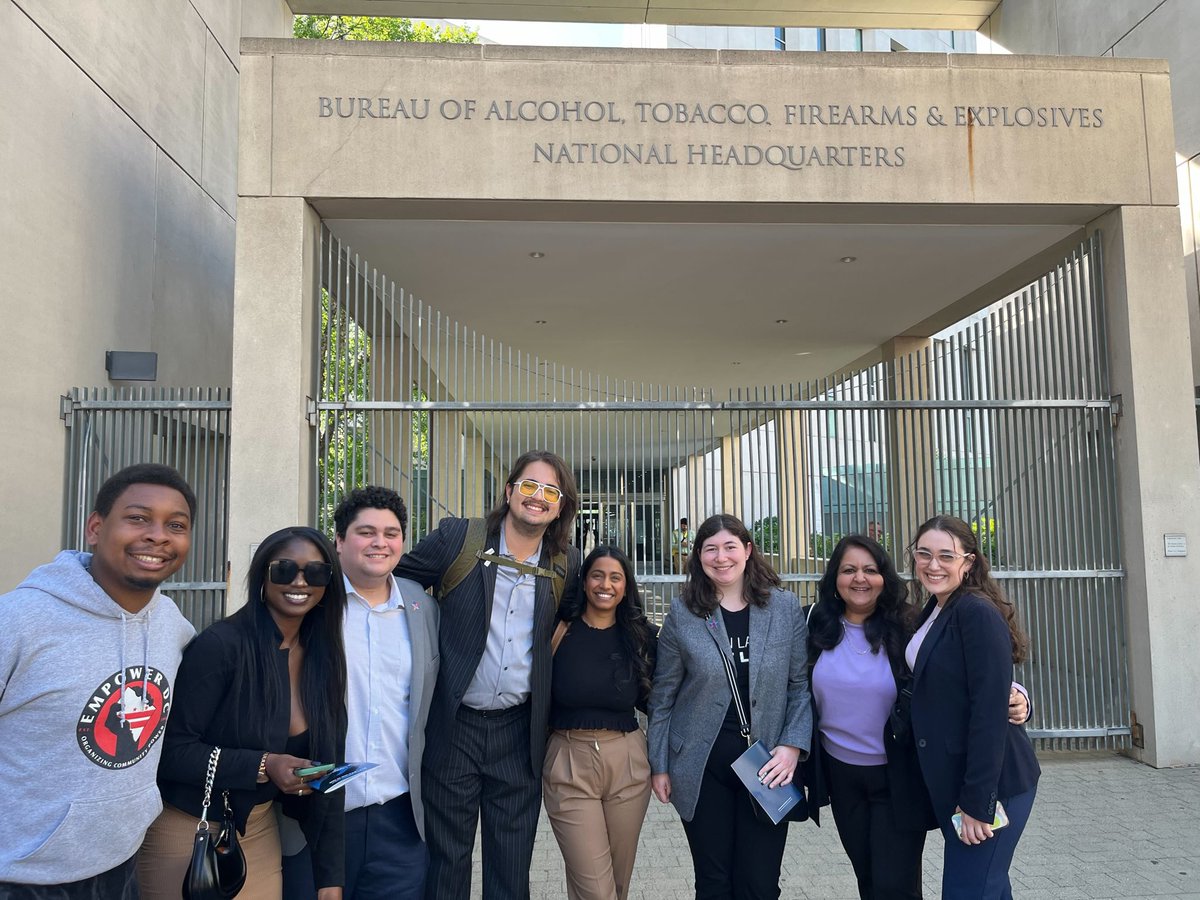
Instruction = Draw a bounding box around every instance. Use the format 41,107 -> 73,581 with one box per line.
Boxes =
257,752 -> 269,783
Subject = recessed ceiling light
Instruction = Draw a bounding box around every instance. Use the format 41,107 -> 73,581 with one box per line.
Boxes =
840,256 -> 857,264
534,319 -> 547,325
732,361 -> 741,366
775,319 -> 789,325
529,251 -> 545,259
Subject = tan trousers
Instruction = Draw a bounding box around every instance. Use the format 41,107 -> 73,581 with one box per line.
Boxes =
542,728 -> 652,900
137,801 -> 282,900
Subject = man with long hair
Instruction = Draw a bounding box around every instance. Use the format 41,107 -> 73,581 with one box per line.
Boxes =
396,451 -> 580,900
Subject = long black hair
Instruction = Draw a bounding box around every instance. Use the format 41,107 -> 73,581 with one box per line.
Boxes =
908,515 -> 1028,664
808,534 -> 914,678
682,514 -> 781,618
558,545 -> 656,703
240,526 -> 348,763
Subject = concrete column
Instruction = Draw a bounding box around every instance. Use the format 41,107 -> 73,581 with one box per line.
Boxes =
1094,205 -> 1200,766
882,336 -> 935,538
228,197 -> 321,608
367,327 -> 413,493
720,433 -> 742,518
428,412 -> 465,517
775,410 -> 811,571
459,423 -> 492,515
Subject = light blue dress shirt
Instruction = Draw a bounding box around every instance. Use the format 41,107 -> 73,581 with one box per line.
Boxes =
342,574 -> 413,812
461,529 -> 539,711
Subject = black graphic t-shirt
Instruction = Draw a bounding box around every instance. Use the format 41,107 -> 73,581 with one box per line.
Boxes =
720,606 -> 751,733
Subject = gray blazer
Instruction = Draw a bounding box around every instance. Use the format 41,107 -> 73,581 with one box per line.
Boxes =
397,576 -> 440,839
647,589 -> 812,822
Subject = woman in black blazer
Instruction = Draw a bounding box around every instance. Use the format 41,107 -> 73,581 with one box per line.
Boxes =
905,515 -> 1040,900
807,534 -> 1030,900
138,526 -> 349,900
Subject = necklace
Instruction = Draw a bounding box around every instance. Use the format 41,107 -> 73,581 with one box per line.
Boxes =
841,619 -> 872,655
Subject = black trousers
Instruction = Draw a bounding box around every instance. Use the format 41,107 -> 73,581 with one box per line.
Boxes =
423,703 -> 541,900
681,728 -> 791,900
0,857 -> 138,900
824,754 -> 926,900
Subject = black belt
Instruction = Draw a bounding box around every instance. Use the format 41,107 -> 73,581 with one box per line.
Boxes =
458,700 -> 530,720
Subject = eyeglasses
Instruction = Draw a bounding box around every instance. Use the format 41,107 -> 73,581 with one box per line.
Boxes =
912,549 -> 974,566
512,479 -> 562,504
268,559 -> 334,587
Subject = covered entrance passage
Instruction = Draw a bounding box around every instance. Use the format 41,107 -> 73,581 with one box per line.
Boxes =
231,40 -> 1200,765
312,223 -> 1127,748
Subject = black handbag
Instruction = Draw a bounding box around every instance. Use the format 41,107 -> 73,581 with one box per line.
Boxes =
706,616 -> 809,825
182,747 -> 247,900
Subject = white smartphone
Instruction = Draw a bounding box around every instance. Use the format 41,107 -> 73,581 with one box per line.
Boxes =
952,801 -> 1009,839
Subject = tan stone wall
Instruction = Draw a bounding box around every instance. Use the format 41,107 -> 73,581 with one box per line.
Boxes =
241,40 -> 1176,209
0,0 -> 289,591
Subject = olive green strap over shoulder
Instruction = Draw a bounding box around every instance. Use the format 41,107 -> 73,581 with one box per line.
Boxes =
437,517 -> 569,608
437,518 -> 489,601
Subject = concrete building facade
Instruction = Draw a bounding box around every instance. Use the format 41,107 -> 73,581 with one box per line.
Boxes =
4,1 -> 1200,768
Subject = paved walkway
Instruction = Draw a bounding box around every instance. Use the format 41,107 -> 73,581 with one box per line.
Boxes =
470,752 -> 1200,899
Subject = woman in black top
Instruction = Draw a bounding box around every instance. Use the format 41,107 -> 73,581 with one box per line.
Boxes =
138,526 -> 349,900
543,545 -> 657,900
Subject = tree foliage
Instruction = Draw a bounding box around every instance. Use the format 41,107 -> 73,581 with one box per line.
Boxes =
316,288 -> 371,534
293,15 -> 478,43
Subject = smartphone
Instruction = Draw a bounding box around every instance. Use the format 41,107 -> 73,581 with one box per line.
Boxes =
293,762 -> 335,777
952,801 -> 1009,839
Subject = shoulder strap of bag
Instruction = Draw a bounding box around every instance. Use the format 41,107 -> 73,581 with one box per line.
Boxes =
551,620 -> 569,655
197,746 -> 221,831
706,616 -> 751,746
438,518 -> 489,600
439,518 -> 568,608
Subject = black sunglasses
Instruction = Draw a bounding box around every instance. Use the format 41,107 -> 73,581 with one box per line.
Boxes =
268,559 -> 334,587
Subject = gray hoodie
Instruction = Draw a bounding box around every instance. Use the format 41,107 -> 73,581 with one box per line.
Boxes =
0,550 -> 195,884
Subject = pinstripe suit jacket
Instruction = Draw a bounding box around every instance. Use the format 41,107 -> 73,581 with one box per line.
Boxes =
395,516 -> 580,776
647,589 -> 812,822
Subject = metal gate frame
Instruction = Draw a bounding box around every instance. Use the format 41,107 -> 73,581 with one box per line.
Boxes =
62,387 -> 231,629
313,226 -> 1129,749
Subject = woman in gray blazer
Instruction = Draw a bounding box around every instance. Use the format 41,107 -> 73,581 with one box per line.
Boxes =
647,514 -> 812,900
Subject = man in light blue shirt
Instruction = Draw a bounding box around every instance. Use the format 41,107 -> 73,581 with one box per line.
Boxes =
335,487 -> 440,899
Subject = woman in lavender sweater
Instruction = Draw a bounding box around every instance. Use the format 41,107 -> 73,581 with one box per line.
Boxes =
806,535 -> 1028,900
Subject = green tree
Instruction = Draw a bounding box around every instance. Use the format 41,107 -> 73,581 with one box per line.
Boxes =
316,288 -> 371,534
293,15 -> 478,43
751,515 -> 781,556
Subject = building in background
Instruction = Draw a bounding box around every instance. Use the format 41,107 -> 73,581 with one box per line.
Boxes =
4,1 -> 1199,767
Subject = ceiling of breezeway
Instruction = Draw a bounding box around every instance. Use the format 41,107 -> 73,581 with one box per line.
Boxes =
288,0 -> 1000,28
319,205 -> 1096,395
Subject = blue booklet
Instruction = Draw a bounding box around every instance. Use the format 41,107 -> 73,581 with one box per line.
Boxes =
730,740 -> 804,825
310,762 -> 378,793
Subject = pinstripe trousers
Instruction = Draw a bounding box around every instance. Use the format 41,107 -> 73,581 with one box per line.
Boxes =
423,703 -> 541,900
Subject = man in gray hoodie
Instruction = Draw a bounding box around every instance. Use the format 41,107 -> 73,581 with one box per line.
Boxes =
0,464 -> 198,899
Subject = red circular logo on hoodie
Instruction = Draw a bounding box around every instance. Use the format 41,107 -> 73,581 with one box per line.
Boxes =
76,667 -> 171,768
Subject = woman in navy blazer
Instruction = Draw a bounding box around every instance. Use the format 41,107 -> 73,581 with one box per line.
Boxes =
647,514 -> 812,900
905,516 -> 1040,900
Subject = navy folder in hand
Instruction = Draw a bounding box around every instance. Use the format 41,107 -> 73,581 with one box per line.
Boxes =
730,740 -> 804,825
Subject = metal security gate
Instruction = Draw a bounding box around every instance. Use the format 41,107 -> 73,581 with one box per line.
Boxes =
314,225 -> 1128,749
62,387 -> 231,629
